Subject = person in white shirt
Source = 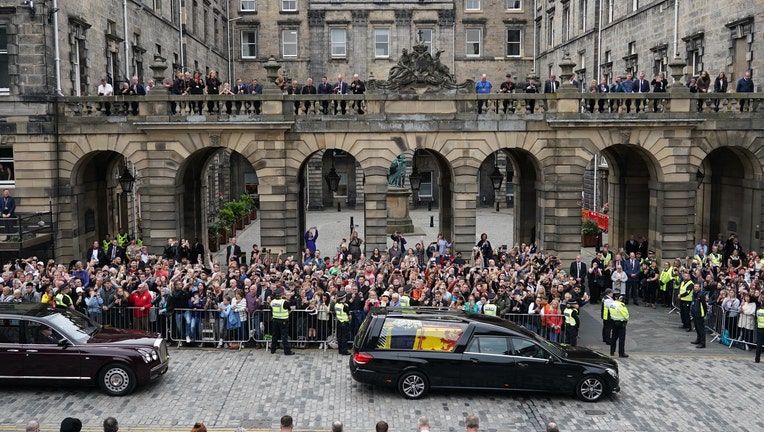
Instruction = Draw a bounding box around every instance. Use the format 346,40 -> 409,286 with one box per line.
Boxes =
97,78 -> 114,115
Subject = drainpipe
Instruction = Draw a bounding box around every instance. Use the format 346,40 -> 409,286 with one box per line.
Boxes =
672,0 -> 679,58
123,0 -> 130,81
533,0 -> 537,73
52,0 -> 62,95
597,0 -> 602,80
179,0 -> 185,71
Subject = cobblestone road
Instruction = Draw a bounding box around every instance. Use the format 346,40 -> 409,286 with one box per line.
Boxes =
2,305 -> 763,431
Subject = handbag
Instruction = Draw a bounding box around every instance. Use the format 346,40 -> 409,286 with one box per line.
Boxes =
227,309 -> 241,330
720,329 -> 730,345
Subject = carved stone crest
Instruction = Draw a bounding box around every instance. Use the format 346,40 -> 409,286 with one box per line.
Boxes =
368,41 -> 474,94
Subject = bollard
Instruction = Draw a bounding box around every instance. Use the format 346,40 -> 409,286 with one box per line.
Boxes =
350,216 -> 354,235
337,201 -> 341,212
430,215 -> 434,227
428,200 -> 432,212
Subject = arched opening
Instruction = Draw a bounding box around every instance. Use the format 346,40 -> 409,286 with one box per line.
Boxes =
176,147 -> 259,255
600,145 -> 658,251
697,147 -> 761,254
298,149 -> 365,257
70,151 -> 130,258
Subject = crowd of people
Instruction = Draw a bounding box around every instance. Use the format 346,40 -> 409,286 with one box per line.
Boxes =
29,414 -> 563,432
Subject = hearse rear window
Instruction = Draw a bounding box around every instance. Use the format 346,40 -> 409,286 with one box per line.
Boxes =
376,318 -> 466,351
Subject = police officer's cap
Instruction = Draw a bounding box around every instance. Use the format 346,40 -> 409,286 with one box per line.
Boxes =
568,299 -> 578,306
487,293 -> 496,301
274,288 -> 284,297
617,293 -> 626,300
403,284 -> 413,294
604,288 -> 613,294
648,250 -> 655,254
337,290 -> 347,300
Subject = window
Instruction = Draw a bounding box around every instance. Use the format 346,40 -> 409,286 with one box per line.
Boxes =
376,318 -> 466,351
281,29 -> 298,57
607,0 -> 613,23
241,30 -> 257,58
240,0 -> 256,11
562,6 -> 570,42
651,46 -> 667,76
330,28 -> 347,58
466,28 -> 482,57
685,36 -> 704,75
506,29 -> 522,57
418,172 -> 433,198
0,26 -> 8,93
70,23 -> 89,97
632,0 -> 639,11
417,28 -> 433,53
374,29 -> 390,58
281,0 -> 297,11
546,15 -> 554,47
0,318 -> 20,343
0,148 -> 15,185
466,337 -> 510,355
510,338 -> 547,359
466,0 -> 481,11
507,1 -> 522,10
624,42 -> 638,74
579,0 -> 587,30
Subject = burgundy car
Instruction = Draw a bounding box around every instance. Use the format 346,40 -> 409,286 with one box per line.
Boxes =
0,303 -> 169,396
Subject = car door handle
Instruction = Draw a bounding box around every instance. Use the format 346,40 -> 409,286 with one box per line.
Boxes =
470,358 -> 480,363
517,362 -> 529,367
25,350 -> 38,353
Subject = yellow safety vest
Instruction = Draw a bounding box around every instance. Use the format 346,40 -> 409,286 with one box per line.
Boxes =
659,269 -> 672,291
270,298 -> 289,320
709,253 -> 722,267
610,301 -> 629,321
55,293 -> 70,308
102,239 -> 111,249
757,308 -> 764,329
679,280 -> 694,302
136,238 -> 144,247
116,232 -> 129,247
400,295 -> 411,308
564,308 -> 576,326
334,302 -> 349,323
694,254 -> 705,265
602,252 -> 613,266
601,302 -> 610,320
483,304 -> 497,316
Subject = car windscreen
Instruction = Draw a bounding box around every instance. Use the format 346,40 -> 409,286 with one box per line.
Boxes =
45,309 -> 98,344
532,333 -> 566,358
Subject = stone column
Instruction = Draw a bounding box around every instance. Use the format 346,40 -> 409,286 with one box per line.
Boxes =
555,52 -> 579,114
668,57 -> 691,113
257,156 -> 296,257
657,178 -> 697,259
451,164 -> 479,256
307,10 -> 326,81
363,170 -> 389,255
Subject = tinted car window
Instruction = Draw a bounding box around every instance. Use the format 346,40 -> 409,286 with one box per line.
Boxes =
377,318 -> 465,351
466,336 -> 510,355
25,320 -> 64,345
510,338 -> 547,359
0,318 -> 20,343
45,310 -> 97,344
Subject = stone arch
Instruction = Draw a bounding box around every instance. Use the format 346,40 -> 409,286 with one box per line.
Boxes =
69,150 -> 130,259
599,143 -> 664,254
697,145 -> 763,254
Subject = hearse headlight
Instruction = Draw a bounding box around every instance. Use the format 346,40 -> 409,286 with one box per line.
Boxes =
606,368 -> 618,379
138,348 -> 154,364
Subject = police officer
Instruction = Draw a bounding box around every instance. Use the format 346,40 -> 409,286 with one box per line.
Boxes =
690,282 -> 707,348
609,294 -> 629,357
482,293 -> 497,316
270,288 -> 294,356
564,300 -> 580,346
334,291 -> 351,355
55,284 -> 74,309
601,288 -> 614,344
678,271 -> 694,331
400,286 -> 412,309
755,299 -> 764,363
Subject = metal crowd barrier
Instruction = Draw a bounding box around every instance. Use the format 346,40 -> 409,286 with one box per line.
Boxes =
95,306 -> 167,336
502,313 -> 569,344
705,304 -> 725,344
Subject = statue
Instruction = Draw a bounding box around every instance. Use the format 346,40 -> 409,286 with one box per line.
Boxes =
387,154 -> 407,188
368,42 -> 473,93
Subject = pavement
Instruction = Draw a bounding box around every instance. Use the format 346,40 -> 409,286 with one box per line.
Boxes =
6,211 -> 764,431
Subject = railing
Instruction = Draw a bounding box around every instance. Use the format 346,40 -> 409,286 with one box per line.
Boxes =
57,92 -> 764,120
0,212 -> 55,259
502,313 -> 569,344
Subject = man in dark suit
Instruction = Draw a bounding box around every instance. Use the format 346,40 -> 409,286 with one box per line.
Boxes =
624,234 -> 639,256
623,252 -> 640,305
226,236 -> 242,266
349,73 -> 366,114
301,77 -> 317,114
190,238 -> 205,265
333,74 -> 349,115
317,76 -> 333,114
233,78 -> 248,114
634,71 -> 651,112
569,255 -> 587,288
86,241 -> 107,267
126,76 -> 146,115
543,75 -> 560,94
105,239 -> 124,264
248,78 -> 263,114
1,188 -> 16,239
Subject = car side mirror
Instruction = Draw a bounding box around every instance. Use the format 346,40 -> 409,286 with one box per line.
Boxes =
57,338 -> 70,347
546,355 -> 555,364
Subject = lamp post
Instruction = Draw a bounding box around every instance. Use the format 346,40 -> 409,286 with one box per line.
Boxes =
490,163 -> 504,212
118,165 -> 138,242
695,169 -> 705,189
324,151 -> 341,211
409,150 -> 422,192
227,15 -> 243,82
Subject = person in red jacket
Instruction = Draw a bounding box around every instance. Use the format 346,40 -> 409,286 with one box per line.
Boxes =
129,283 -> 153,331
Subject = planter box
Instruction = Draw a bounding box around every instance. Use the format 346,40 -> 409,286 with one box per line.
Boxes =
582,233 -> 598,247
208,236 -> 219,253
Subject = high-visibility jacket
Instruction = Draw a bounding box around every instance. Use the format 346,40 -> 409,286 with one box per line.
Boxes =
55,293 -> 71,308
694,254 -> 706,265
136,238 -> 144,247
334,302 -> 349,323
483,303 -> 497,316
400,295 -> 411,308
709,253 -> 722,267
602,251 -> 613,266
116,232 -> 129,247
601,301 -> 611,320
102,239 -> 111,250
610,301 -> 629,322
756,308 -> 764,329
564,308 -> 576,326
271,298 -> 289,320
679,280 -> 694,302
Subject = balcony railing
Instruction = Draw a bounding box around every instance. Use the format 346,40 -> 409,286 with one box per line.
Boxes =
56,92 -> 764,120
